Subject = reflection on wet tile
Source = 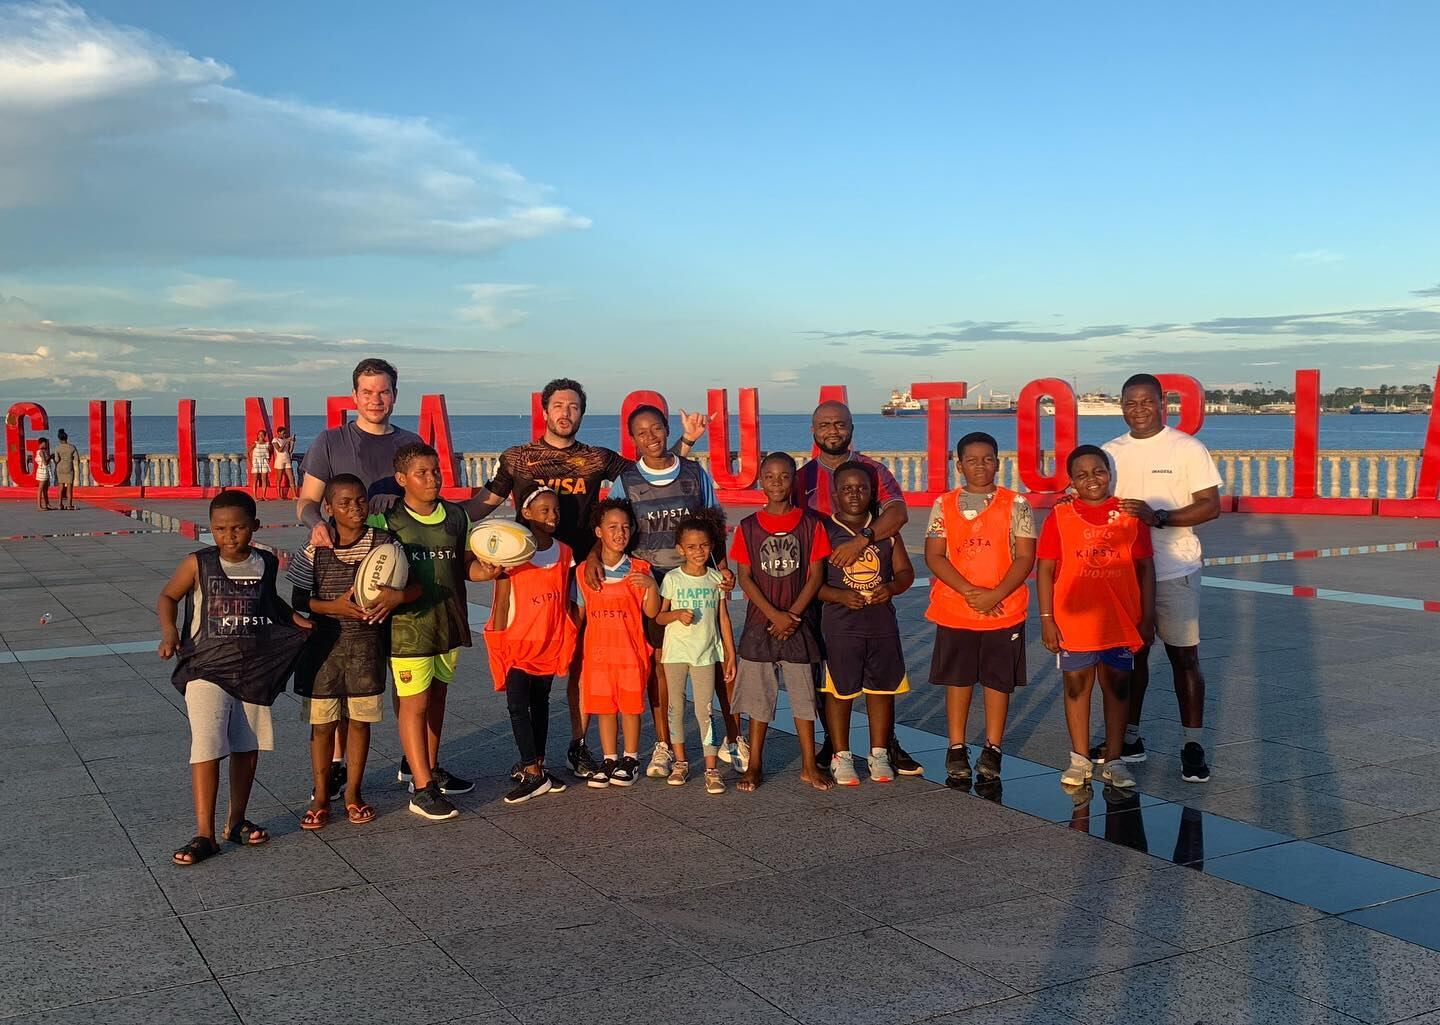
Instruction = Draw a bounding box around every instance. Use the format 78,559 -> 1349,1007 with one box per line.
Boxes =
1205,840 -> 1440,914
1343,889 -> 1440,952
970,770 -> 1169,823
1078,802 -> 1293,868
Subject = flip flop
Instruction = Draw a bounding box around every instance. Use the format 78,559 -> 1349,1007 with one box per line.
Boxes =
222,819 -> 270,846
173,835 -> 220,866
300,807 -> 330,831
345,802 -> 376,825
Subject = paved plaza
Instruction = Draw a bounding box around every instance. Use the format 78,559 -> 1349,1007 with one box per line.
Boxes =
2,497 -> 1440,1024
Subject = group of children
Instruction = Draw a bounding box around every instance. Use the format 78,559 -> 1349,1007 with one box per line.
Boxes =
158,430 -> 1156,864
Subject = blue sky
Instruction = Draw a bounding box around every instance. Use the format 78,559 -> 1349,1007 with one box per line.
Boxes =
2,1 -> 1438,414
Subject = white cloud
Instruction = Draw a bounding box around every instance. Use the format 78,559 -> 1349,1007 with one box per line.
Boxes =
0,2 -> 589,268
1352,363 -> 1396,370
166,275 -> 240,308
1292,249 -> 1343,264
456,283 -> 535,330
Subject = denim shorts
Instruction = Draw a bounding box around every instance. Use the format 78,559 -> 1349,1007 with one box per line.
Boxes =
1058,646 -> 1135,672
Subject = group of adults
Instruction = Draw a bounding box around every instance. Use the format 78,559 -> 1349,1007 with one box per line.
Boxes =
297,358 -> 1221,784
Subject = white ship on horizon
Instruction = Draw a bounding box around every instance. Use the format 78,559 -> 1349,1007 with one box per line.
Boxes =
1039,392 -> 1124,416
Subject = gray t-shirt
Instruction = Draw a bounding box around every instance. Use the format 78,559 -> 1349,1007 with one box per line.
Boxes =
299,423 -> 424,499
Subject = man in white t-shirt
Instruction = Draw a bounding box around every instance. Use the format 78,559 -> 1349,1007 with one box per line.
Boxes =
1101,373 -> 1222,783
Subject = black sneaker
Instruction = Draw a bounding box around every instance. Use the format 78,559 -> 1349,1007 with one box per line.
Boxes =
503,772 -> 553,805
889,738 -> 924,776
609,756 -> 639,787
408,782 -> 459,821
396,756 -> 413,785
543,770 -> 568,795
327,761 -> 347,800
1089,737 -> 1147,764
509,761 -> 525,783
817,736 -> 834,769
1180,742 -> 1211,783
974,778 -> 1003,802
568,739 -> 600,780
976,744 -> 1003,781
433,766 -> 474,795
946,745 -> 973,784
588,758 -> 616,789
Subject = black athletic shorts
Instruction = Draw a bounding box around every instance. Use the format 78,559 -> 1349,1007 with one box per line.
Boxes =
821,631 -> 909,699
928,623 -> 1027,694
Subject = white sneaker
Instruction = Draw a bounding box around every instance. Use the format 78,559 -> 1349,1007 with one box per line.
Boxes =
735,735 -> 751,773
832,751 -> 861,787
1060,752 -> 1094,787
646,741 -> 673,779
1099,758 -> 1137,789
716,740 -> 733,765
867,748 -> 895,783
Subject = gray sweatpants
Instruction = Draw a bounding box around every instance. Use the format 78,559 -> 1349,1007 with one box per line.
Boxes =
663,662 -> 719,758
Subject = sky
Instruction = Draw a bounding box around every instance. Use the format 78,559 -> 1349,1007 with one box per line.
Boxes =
1,0 -> 1438,415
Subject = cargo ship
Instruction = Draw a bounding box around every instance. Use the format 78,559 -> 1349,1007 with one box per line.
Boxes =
951,390 -> 1018,417
1349,401 -> 1431,414
880,388 -> 924,416
1039,392 -> 1124,416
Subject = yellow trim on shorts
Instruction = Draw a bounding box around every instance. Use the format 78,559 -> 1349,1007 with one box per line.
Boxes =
391,649 -> 460,697
822,669 -> 910,698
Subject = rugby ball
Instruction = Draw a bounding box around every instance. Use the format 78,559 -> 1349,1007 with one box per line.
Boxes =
354,541 -> 409,610
469,520 -> 536,568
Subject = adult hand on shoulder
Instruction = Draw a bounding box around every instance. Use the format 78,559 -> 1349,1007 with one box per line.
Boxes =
582,551 -> 605,591
1117,499 -> 1157,525
1041,617 -> 1062,653
828,534 -> 868,569
308,522 -> 336,549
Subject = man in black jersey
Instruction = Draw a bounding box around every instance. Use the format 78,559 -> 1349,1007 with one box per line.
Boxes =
469,378 -> 707,778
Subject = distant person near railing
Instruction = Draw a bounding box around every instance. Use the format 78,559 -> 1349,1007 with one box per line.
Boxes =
53,428 -> 78,509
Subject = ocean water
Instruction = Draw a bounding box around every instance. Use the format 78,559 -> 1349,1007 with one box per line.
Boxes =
3,411 -> 1432,458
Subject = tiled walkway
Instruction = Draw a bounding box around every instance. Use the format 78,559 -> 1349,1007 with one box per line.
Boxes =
3,499 -> 1440,1024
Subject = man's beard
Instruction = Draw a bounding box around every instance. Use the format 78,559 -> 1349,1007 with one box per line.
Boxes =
814,433 -> 852,456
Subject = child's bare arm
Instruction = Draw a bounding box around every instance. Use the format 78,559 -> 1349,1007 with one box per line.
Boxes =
157,555 -> 198,658
718,596 -> 737,681
639,577 -> 662,618
887,538 -> 917,596
924,536 -> 979,595
790,558 -> 826,616
490,575 -> 512,629
656,597 -> 695,627
1135,556 -> 1156,645
1037,559 -> 1061,652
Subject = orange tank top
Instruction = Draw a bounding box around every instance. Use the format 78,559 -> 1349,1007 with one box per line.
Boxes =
483,542 -> 578,691
926,487 -> 1029,629
582,556 -> 653,685
1051,503 -> 1143,652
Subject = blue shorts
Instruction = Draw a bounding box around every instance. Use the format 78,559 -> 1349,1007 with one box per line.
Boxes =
1058,647 -> 1135,672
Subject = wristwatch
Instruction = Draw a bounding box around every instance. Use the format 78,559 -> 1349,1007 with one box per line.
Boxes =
860,526 -> 875,541
1153,509 -> 1170,529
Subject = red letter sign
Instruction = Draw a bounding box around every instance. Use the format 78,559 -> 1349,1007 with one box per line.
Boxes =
912,381 -> 968,495
1378,365 -> 1440,517
326,395 -> 356,428
177,398 -> 197,488
418,393 -> 460,489
707,388 -> 761,491
1156,374 -> 1206,436
5,402 -> 48,488
1016,379 -> 1077,498
88,400 -> 133,487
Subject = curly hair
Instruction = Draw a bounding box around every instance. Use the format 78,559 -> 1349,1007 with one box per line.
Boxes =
589,496 -> 637,553
675,506 -> 728,551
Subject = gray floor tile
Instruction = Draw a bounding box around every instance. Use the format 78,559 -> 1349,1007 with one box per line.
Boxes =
696,805 -> 917,871
0,867 -> 173,944
1039,951 -> 1367,1024
219,940 -> 497,1025
1205,918 -> 1440,1023
0,918 -> 211,1018
631,871 -> 869,958
0,982 -> 240,1024
722,926 -> 1016,1025
1187,781 -> 1405,838
487,789 -> 688,853
182,884 -> 422,976
919,995 -> 1085,1024
509,964 -> 793,1024
440,905 -> 701,1006
847,789 -> 1041,846
380,860 -> 609,939
548,831 -> 772,898
146,830 -> 365,913
945,821 -> 1168,892
805,846 -> 1034,924
0,821 -> 142,887
326,816 -> 527,884
1288,766 -> 1440,815
1203,841 -> 1440,915
1312,812 -> 1440,877
899,893 -> 1183,992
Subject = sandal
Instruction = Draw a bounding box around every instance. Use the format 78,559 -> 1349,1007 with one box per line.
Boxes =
345,802 -> 376,825
222,819 -> 270,846
173,835 -> 220,866
300,807 -> 330,831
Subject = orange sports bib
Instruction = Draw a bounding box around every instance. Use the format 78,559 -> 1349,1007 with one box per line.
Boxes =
580,557 -> 653,703
926,487 -> 1029,629
483,542 -> 578,690
1052,502 -> 1143,652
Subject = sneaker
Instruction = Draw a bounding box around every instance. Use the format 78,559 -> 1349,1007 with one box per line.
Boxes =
568,739 -> 600,780
976,744 -> 1003,781
396,756 -> 413,785
867,749 -> 895,783
647,741 -> 674,778
509,761 -> 525,783
704,767 -> 725,794
1060,752 -> 1093,787
817,736 -> 834,769
1089,737 -> 1147,763
889,738 -> 924,776
946,745 -> 972,784
609,756 -> 639,787
716,741 -> 734,765
974,778 -> 1003,802
735,735 -> 751,773
667,760 -> 690,786
1062,781 -> 1094,808
831,751 -> 861,787
327,761 -> 347,801
1181,742 -> 1211,783
503,772 -> 553,805
408,782 -> 459,821
587,758 -> 615,789
1098,758 -> 1137,788
542,770 -> 568,795
432,766 -> 474,796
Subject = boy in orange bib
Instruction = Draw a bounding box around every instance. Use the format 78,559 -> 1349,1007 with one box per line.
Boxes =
484,487 -> 579,804
1037,445 -> 1155,790
924,432 -> 1036,787
578,498 -> 661,787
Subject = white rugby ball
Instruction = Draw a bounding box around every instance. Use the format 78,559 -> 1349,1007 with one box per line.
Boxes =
469,520 -> 536,568
354,541 -> 409,610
